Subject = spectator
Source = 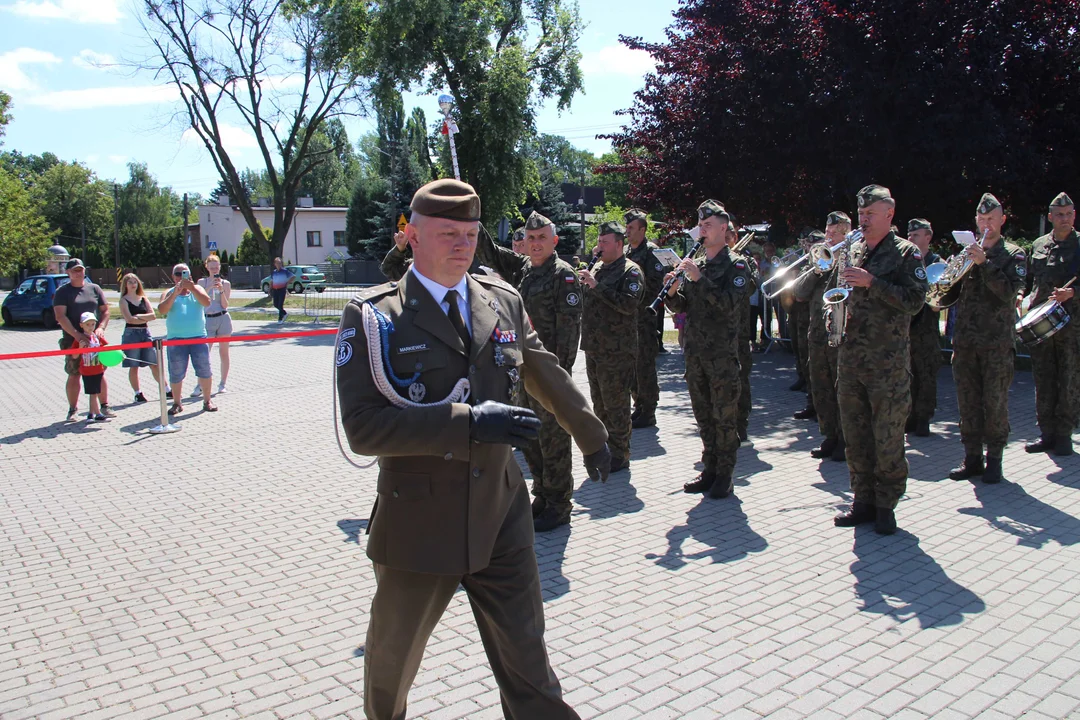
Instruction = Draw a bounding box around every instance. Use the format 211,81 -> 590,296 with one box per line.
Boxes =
119,273 -> 160,403
673,311 -> 688,350
192,255 -> 232,397
270,257 -> 289,323
77,312 -> 109,421
52,258 -> 114,422
158,263 -> 217,415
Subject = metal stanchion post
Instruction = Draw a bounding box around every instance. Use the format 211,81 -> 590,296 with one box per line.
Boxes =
149,337 -> 181,435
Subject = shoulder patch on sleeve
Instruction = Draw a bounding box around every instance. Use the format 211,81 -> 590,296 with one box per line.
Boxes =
566,291 -> 580,306
1016,264 -> 1027,277
915,266 -> 927,280
733,275 -> 747,288
913,250 -> 922,261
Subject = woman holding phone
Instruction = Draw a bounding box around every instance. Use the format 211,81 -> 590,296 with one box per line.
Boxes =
192,254 -> 231,397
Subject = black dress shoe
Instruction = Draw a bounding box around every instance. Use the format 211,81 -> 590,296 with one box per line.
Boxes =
1026,435 -> 1055,453
609,456 -> 630,473
1055,435 -> 1074,457
949,455 -> 984,480
830,439 -> 847,462
834,501 -> 876,527
794,406 -> 817,420
531,496 -> 547,518
533,507 -> 570,532
684,472 -> 715,494
708,473 -> 735,499
874,507 -> 897,535
789,378 -> 806,392
912,421 -> 930,437
982,456 -> 1003,484
810,438 -> 838,459
632,413 -> 656,429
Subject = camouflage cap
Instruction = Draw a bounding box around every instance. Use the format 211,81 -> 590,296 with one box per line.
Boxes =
410,178 -> 480,221
807,230 -> 826,243
623,208 -> 648,226
524,211 -> 554,230
598,220 -> 625,237
856,184 -> 892,208
826,211 -> 851,227
976,193 -> 1001,215
1051,192 -> 1074,208
697,199 -> 728,221
511,227 -> 525,242
907,218 -> 932,233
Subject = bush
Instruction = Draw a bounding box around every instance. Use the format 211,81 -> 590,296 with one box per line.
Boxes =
238,224 -> 271,265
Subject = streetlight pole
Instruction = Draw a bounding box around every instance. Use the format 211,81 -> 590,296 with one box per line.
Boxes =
438,94 -> 461,182
113,183 -> 120,286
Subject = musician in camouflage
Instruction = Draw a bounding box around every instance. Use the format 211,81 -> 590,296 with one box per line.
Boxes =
580,221 -> 645,472
833,185 -> 928,535
728,219 -> 760,441
789,233 -> 815,417
664,200 -> 753,499
475,211 -> 585,530
946,195 -> 1026,483
623,208 -> 665,428
1023,192 -> 1080,457
905,218 -> 942,438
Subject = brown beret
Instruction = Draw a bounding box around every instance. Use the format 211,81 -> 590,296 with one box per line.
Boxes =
410,179 -> 481,221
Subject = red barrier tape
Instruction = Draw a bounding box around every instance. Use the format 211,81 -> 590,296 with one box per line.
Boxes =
0,328 -> 339,362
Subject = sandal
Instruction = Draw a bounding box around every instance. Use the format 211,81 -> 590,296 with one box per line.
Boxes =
202,402 -> 218,413
168,404 -> 183,416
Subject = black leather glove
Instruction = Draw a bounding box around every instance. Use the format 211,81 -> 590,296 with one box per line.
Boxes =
469,401 -> 541,447
583,443 -> 612,483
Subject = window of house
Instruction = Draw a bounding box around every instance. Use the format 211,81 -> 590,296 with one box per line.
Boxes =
307,231 -> 322,247
334,230 -> 346,246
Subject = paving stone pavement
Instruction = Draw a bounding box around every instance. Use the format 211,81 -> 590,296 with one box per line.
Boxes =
3,320 -> 1080,719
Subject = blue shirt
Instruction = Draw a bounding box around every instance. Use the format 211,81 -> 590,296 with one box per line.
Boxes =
165,292 -> 207,339
409,266 -> 472,334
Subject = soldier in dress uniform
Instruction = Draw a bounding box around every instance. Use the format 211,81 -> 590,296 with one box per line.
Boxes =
832,185 -> 928,535
945,195 -> 1026,483
336,179 -> 610,720
580,221 -> 645,472
728,217 -> 761,442
1023,192 -> 1080,457
905,218 -> 941,438
475,211 -> 585,531
663,200 -> 753,499
623,208 -> 666,428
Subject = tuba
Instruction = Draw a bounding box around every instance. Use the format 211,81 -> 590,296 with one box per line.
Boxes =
925,229 -> 989,310
823,229 -> 863,347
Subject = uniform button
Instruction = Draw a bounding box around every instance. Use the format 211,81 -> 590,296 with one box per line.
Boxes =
444,452 -> 453,460
392,490 -> 400,498
472,468 -> 481,478
469,365 -> 476,375
415,362 -> 423,370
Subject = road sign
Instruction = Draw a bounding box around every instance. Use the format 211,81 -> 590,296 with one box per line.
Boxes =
397,214 -> 407,232
207,241 -> 218,250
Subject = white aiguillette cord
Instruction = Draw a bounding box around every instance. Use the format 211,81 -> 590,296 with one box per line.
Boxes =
333,302 -> 472,469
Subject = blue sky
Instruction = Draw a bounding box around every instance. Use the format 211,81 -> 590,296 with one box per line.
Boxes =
0,0 -> 680,198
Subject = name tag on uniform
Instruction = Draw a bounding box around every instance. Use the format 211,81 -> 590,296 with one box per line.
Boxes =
397,343 -> 428,354
491,328 -> 517,344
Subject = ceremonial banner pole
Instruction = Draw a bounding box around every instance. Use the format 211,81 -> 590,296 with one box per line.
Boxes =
438,94 -> 461,181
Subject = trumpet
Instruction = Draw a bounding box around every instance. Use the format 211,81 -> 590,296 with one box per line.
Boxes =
761,238 -> 846,300
648,238 -> 704,315
925,228 -> 989,310
732,231 -> 756,255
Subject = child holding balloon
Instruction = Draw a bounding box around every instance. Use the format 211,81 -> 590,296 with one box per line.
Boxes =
78,311 -> 113,422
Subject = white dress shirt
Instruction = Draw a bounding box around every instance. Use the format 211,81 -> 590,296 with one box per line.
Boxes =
409,266 -> 472,335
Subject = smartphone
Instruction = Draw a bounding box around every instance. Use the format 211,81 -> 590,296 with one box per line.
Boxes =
214,273 -> 221,279
182,270 -> 191,280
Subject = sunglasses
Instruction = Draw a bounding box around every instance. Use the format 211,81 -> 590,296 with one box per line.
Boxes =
173,271 -> 184,276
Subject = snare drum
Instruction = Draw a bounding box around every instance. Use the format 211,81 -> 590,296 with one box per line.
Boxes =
1016,300 -> 1071,346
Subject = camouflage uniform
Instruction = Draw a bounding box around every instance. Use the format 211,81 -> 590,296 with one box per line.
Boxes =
1025,226 -> 1080,440
732,249 -> 761,436
582,251 -> 644,463
381,245 -> 411,282
836,227 -> 928,510
908,250 -> 942,427
476,214 -> 582,518
796,267 -> 842,442
789,295 -> 812,389
625,235 -> 666,420
952,240 -> 1025,457
664,247 -> 752,481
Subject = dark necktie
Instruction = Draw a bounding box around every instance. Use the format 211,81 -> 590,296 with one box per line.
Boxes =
445,290 -> 471,351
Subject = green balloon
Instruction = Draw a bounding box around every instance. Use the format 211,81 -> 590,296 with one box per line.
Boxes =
99,349 -> 125,367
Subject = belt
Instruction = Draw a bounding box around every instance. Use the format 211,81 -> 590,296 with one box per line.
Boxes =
124,324 -> 148,330
206,311 -> 229,318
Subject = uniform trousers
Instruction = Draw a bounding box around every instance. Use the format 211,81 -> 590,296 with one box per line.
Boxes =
1031,327 -> 1079,438
737,334 -> 752,434
790,301 -> 811,386
364,545 -> 579,720
808,341 -> 842,441
685,354 -> 741,477
630,317 -> 660,416
523,394 -> 574,516
586,353 -> 634,462
837,365 -> 910,509
908,325 -> 941,425
952,344 -> 1014,456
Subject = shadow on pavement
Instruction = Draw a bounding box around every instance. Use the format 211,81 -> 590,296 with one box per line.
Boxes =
850,528 -> 985,629
535,523 -> 572,601
338,518 -> 370,544
646,495 -> 768,570
959,480 -> 1080,549
573,471 -> 645,521
0,419 -> 102,444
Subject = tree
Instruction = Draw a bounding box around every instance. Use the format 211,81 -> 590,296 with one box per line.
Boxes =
0,91 -> 11,146
345,174 -> 389,257
297,118 -> 360,205
117,162 -> 179,229
0,167 -> 54,276
238,224 -> 272,265
0,150 -> 60,186
590,151 -> 630,208
140,0 -> 368,259
33,161 -> 114,253
610,0 -> 1080,236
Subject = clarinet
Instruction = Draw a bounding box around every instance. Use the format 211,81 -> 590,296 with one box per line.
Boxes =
648,239 -> 704,315
584,250 -> 601,272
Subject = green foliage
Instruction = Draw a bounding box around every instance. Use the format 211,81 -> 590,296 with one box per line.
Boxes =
0,166 -> 54,275
117,162 -> 179,229
590,151 -> 631,208
0,150 -> 60,184
33,162 -> 114,245
117,224 -> 184,267
296,118 -> 360,205
346,175 -> 390,258
238,224 -> 272,265
0,91 -> 10,146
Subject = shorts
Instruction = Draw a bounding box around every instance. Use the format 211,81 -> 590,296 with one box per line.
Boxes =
81,373 -> 103,395
673,312 -> 687,330
167,341 -> 212,384
205,312 -> 233,338
121,327 -> 158,368
60,335 -> 79,376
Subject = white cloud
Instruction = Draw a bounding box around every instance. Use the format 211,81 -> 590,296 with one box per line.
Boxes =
24,84 -> 178,110
0,47 -> 62,91
72,49 -> 117,70
3,0 -> 122,24
108,154 -> 127,164
580,45 -> 656,79
182,123 -> 258,154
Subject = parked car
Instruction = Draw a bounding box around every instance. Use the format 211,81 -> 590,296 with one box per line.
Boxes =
2,274 -> 70,328
260,266 -> 326,294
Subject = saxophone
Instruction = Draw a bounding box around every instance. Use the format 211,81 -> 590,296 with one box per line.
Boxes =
823,229 -> 863,347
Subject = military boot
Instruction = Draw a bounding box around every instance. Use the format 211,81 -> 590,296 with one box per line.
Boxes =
982,455 -> 1003,484
874,507 -> 898,535
630,407 -> 642,423
1055,435 -> 1074,457
810,437 -> 837,459
738,427 -> 748,443
948,455 -> 984,480
609,456 -> 630,473
793,405 -> 817,420
904,417 -> 916,433
834,501 -> 876,527
913,421 -> 931,437
1025,434 -> 1055,453
683,470 -> 716,494
789,377 -> 806,392
533,506 -> 570,533
632,412 -> 656,429
830,438 -> 847,462
531,496 -> 547,518
708,471 -> 735,499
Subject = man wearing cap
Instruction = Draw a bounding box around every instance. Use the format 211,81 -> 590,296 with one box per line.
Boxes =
52,258 -> 115,422
336,179 -> 610,720
580,221 -> 645,473
832,185 -> 928,535
945,195 -> 1025,483
623,208 -> 665,428
905,218 -> 942,438
1023,192 -> 1080,456
511,226 -> 527,255
475,210 -> 585,531
663,200 -> 752,498
727,216 -> 761,441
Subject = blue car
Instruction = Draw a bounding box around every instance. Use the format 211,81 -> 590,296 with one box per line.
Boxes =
2,274 -> 70,328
